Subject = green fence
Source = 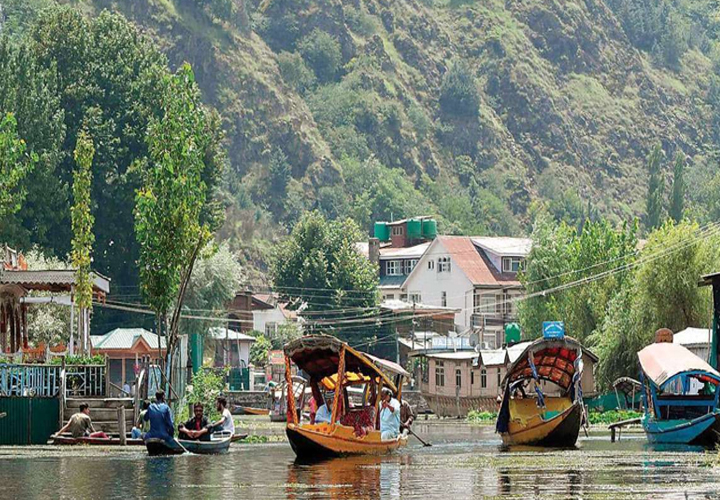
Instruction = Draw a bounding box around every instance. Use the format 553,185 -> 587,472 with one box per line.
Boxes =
228,368 -> 250,391
0,397 -> 60,445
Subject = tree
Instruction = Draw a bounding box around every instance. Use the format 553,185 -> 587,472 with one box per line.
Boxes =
277,51 -> 316,94
298,29 -> 342,83
270,211 -> 379,344
135,64 -> 225,377
645,143 -> 665,231
669,152 -> 685,223
0,113 -> 36,221
439,60 -> 480,118
249,332 -> 272,367
71,128 -> 95,354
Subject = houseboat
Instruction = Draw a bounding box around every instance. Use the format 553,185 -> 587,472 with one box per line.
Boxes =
496,322 -> 590,447
283,335 -> 410,459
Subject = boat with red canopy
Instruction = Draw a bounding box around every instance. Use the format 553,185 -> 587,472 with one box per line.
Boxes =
496,324 -> 592,447
283,335 -> 410,459
638,336 -> 720,445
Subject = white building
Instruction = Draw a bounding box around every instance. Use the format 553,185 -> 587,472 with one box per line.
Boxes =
673,327 -> 712,362
207,327 -> 255,368
251,294 -> 298,336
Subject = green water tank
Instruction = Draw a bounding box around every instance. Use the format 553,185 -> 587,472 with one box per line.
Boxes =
422,219 -> 437,239
374,222 -> 390,241
407,218 -> 422,239
505,323 -> 521,345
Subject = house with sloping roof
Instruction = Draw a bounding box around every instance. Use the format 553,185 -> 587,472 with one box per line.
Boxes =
91,328 -> 166,395
207,327 -> 255,369
399,235 -> 531,347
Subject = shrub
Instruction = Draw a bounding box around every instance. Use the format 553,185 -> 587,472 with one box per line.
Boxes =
467,410 -> 497,422
439,59 -> 480,117
298,29 -> 343,83
277,51 -> 316,94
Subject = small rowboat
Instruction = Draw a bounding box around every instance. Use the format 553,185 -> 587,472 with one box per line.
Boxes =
146,432 -> 235,456
231,433 -> 248,442
178,434 -> 232,454
233,406 -> 269,416
283,335 -> 410,459
52,434 -> 144,446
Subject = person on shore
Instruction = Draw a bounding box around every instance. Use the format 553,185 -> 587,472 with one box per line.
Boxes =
54,403 -> 109,439
314,393 -> 334,424
400,399 -> 415,434
379,388 -> 401,441
178,403 -> 210,441
210,396 -> 235,435
144,390 -> 175,443
131,400 -> 151,439
122,381 -> 131,397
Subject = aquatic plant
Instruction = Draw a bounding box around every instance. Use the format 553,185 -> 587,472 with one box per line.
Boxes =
587,410 -> 642,425
467,410 -> 497,423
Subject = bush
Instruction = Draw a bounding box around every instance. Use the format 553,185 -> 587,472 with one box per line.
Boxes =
467,410 -> 497,422
49,354 -> 105,365
439,60 -> 480,117
277,51 -> 316,94
587,410 -> 642,425
298,29 -> 343,83
179,367 -> 228,423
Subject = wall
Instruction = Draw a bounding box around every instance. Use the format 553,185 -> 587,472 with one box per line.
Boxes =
0,397 -> 60,445
403,240 -> 474,329
253,308 -> 287,334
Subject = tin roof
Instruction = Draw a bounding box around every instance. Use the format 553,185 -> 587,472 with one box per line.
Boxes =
673,327 -> 712,347
0,269 -> 110,294
207,327 -> 256,342
436,236 -> 521,286
471,237 -> 532,257
91,328 -> 166,350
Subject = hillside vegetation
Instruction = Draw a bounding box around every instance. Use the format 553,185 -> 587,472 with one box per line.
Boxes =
2,0 -> 720,279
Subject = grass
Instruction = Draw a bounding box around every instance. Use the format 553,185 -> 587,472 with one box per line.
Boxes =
587,410 -> 642,425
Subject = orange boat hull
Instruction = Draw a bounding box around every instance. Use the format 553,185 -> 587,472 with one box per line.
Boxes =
501,399 -> 582,447
286,422 -> 407,459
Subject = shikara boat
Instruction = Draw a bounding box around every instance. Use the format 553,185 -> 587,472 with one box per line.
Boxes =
51,434 -> 144,446
233,406 -> 269,416
496,328 -> 592,447
231,433 -> 248,442
638,340 -> 720,446
283,335 -> 410,459
270,376 -> 310,423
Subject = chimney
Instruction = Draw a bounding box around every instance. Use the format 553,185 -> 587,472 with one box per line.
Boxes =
369,238 -> 380,264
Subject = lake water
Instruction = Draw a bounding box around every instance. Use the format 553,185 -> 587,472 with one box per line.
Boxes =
0,421 -> 717,499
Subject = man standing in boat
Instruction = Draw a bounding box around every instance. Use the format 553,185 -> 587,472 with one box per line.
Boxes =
144,390 -> 175,443
380,388 -> 401,440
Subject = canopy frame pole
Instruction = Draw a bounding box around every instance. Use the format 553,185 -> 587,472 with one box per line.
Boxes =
331,345 -> 346,425
375,377 -> 384,429
284,354 -> 297,424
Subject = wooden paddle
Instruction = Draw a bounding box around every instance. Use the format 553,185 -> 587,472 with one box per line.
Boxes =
408,428 -> 432,447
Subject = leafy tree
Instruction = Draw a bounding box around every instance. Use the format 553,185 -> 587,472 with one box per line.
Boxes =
71,128 -> 95,354
270,211 -> 378,344
298,29 -> 342,83
135,64 -> 225,374
249,332 -> 272,366
277,51 -> 316,94
669,152 -> 685,223
439,60 -> 480,118
0,113 -> 36,220
645,144 -> 665,231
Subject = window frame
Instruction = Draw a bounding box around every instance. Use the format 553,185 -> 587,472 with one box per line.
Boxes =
502,256 -> 524,273
438,257 -> 451,273
441,291 -> 447,307
455,368 -> 462,389
435,361 -> 445,387
480,367 -> 487,388
386,260 -> 401,276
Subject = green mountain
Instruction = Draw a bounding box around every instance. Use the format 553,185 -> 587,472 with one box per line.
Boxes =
3,0 -> 720,276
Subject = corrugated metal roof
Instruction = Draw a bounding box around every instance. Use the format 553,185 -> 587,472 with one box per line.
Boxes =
477,349 -> 508,366
379,275 -> 407,288
436,236 -> 520,286
471,237 -> 532,257
207,327 -> 256,342
673,327 -> 711,346
379,242 -> 431,258
0,269 -> 110,293
424,351 -> 477,360
92,328 -> 166,350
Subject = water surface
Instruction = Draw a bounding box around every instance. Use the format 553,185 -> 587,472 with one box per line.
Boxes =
0,421 -> 716,499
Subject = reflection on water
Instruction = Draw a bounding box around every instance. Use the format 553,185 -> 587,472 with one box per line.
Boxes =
0,424 -> 718,499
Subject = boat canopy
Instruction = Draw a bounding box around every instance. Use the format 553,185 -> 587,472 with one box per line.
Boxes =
503,336 -> 590,390
613,377 -> 642,396
284,335 -> 405,393
638,342 -> 720,390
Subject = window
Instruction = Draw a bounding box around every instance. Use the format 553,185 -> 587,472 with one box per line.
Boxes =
471,370 -> 475,385
405,259 -> 418,274
502,256 -> 524,273
427,260 -> 435,270
497,368 -> 502,387
456,369 -> 462,388
383,294 -> 395,301
495,294 -> 504,315
435,361 -> 445,387
265,322 -> 277,336
386,260 -> 401,276
438,257 -> 451,273
400,294 -> 408,301
441,291 -> 447,307
480,368 -> 487,388
391,226 -> 404,236
409,293 -> 422,304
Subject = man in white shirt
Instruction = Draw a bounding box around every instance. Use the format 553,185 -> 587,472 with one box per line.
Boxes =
379,388 -> 401,440
314,392 -> 334,424
211,396 -> 235,435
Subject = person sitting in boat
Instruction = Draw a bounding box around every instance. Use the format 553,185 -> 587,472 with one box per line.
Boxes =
178,403 -> 211,441
131,400 -> 151,439
379,388 -> 401,441
144,390 -> 175,443
210,396 -> 235,436
314,392 -> 334,424
400,399 -> 415,435
54,403 -> 109,439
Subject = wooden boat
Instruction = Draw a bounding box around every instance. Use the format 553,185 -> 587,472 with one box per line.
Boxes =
233,406 -> 269,416
496,325 -> 594,447
145,438 -> 185,456
638,338 -> 720,446
283,335 -> 410,459
178,433 -> 232,454
231,433 -> 248,442
51,434 -> 144,446
270,376 -> 310,423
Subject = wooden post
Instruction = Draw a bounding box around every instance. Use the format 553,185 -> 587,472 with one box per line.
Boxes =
117,406 -> 127,445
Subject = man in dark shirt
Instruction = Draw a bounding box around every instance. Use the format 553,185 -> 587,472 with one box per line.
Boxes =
178,403 -> 210,441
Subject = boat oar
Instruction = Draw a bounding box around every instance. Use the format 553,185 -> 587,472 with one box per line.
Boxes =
408,428 -> 432,447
